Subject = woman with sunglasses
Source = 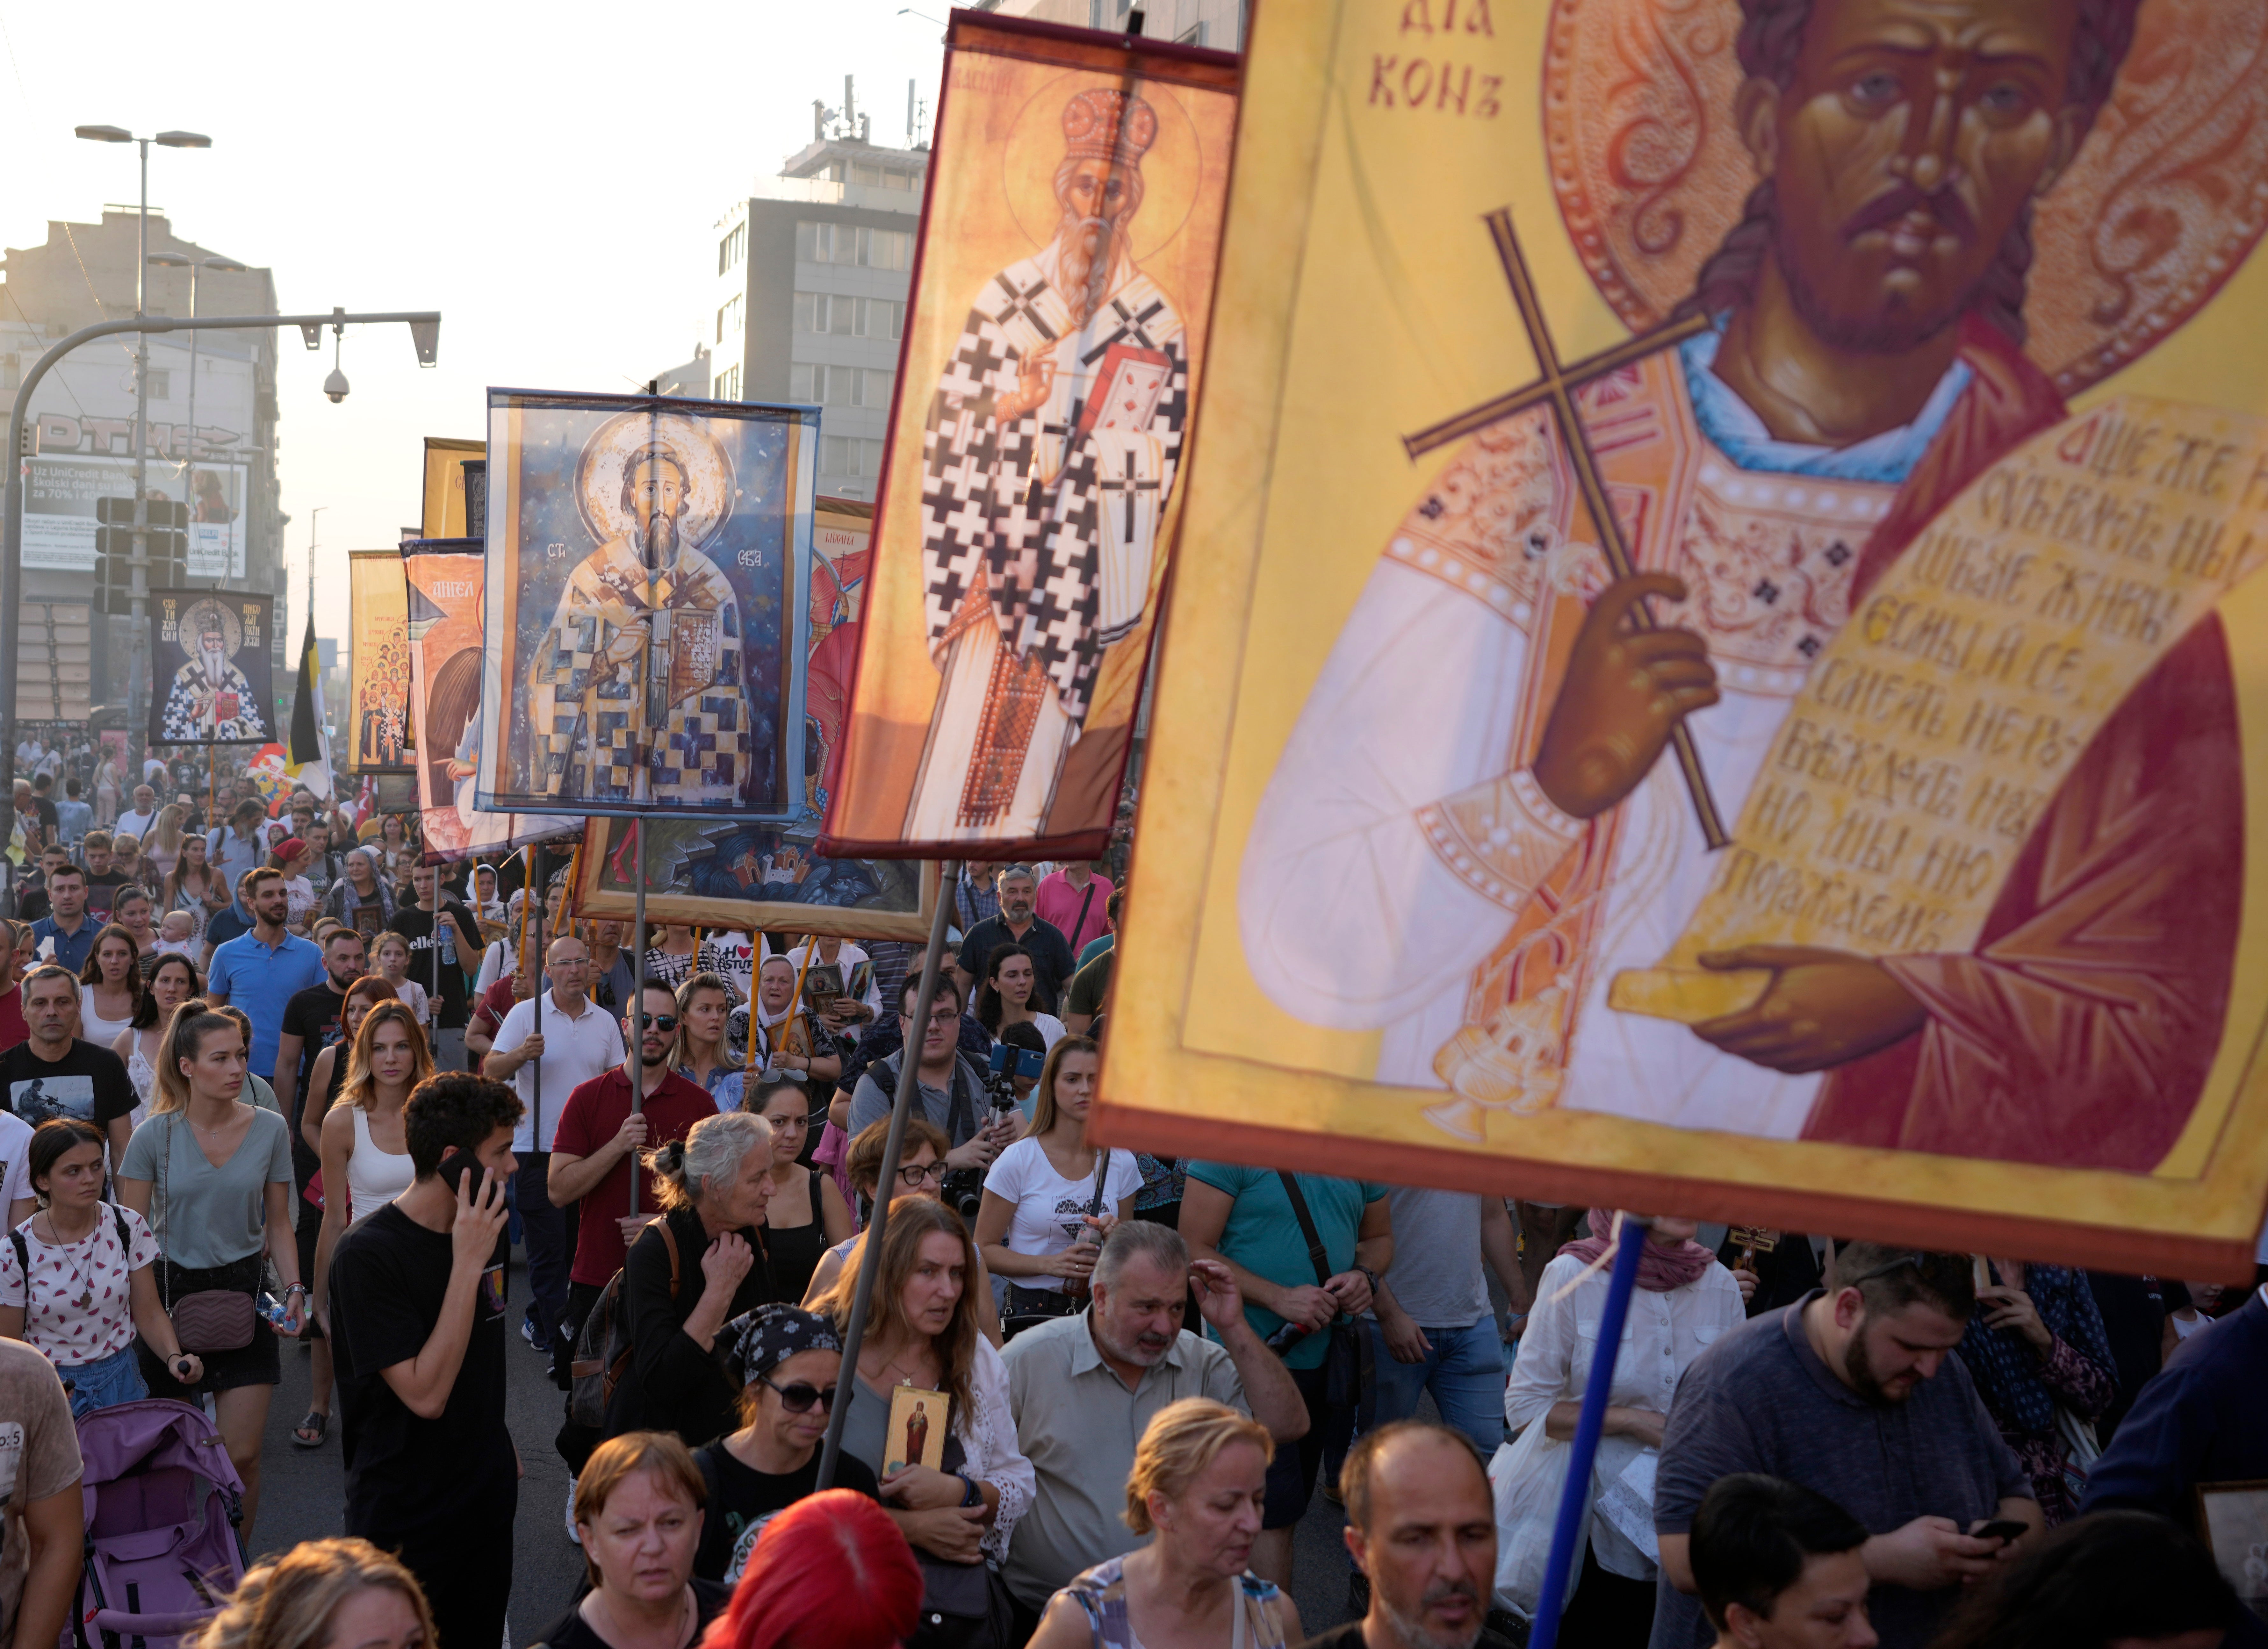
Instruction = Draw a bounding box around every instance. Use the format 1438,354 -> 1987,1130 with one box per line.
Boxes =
692,1305 -> 881,1583
749,1076 -> 852,1305
803,1118 -> 1004,1347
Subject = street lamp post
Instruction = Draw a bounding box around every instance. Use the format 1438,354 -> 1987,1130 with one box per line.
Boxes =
73,124 -> 210,778
2,307 -> 440,793
147,250 -> 247,585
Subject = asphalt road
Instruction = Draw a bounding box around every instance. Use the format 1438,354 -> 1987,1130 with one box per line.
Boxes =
248,1245 -> 1372,1644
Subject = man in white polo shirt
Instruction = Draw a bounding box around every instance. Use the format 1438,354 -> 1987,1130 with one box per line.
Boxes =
486,934 -> 625,1372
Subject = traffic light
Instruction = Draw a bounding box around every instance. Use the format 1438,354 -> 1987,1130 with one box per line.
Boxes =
91,496 -> 191,613
148,499 -> 188,584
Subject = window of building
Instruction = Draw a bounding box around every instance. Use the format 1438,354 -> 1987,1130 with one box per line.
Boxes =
790,362 -> 816,402
143,369 -> 171,399
2,356 -> 18,391
853,298 -> 903,340
856,227 -> 912,270
717,222 -> 746,275
861,369 -> 895,409
793,291 -> 828,333
821,435 -> 888,479
796,221 -> 843,263
716,364 -> 742,400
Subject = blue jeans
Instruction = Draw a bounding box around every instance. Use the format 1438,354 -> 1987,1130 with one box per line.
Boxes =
1365,1317 -> 1507,1457
515,1153 -> 569,1353
62,1343 -> 148,1418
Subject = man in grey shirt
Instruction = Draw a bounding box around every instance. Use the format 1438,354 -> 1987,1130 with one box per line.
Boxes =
1651,1243 -> 2039,1649
1368,1188 -> 1528,1456
1000,1222 -> 1309,1632
845,973 -> 1013,1173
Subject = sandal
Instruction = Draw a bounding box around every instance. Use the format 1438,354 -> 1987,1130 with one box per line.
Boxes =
292,1410 -> 329,1449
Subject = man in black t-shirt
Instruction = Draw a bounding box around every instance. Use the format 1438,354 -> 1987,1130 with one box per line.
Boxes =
79,833 -> 132,921
395,864 -> 484,1071
953,864 -> 1077,1015
329,1072 -> 521,1649
1299,1423 -> 1515,1649
0,965 -> 137,1165
13,846 -> 69,924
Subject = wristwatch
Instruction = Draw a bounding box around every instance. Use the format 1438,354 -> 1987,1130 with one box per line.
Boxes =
1355,1266 -> 1380,1296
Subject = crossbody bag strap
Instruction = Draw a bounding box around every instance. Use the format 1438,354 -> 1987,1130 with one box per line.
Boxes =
1071,881 -> 1097,953
1275,1171 -> 1333,1287
9,1229 -> 27,1308
158,1115 -> 174,1310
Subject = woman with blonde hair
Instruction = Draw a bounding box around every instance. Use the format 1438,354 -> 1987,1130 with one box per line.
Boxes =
815,1197 -> 1034,1608
115,1002 -> 304,1537
544,1431 -> 730,1649
310,1000 -> 426,1333
975,1035 -> 1135,1323
1028,1398 -> 1299,1649
673,971 -> 743,1109
299,977 -> 403,1153
145,801 -> 187,885
187,1536 -> 433,1649
606,1111 -> 781,1444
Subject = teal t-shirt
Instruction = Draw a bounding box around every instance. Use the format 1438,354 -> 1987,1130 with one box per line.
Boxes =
1185,1162 -> 1385,1370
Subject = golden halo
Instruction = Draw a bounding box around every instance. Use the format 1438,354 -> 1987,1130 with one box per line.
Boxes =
179,597 -> 240,660
575,410 -> 735,551
1543,0 -> 2268,396
1001,70 -> 1202,263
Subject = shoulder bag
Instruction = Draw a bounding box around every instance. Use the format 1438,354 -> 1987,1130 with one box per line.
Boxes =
157,1115 -> 258,1354
1001,1148 -> 1113,1336
1275,1171 -> 1374,1420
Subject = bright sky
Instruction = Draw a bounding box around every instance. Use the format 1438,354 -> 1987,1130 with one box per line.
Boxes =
0,0 -> 948,647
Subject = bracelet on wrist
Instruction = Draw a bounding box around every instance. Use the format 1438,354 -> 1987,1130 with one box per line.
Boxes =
284,1282 -> 308,1295
956,1473 -> 981,1508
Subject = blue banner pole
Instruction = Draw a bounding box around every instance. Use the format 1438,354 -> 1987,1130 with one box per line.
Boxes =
1527,1214 -> 1651,1649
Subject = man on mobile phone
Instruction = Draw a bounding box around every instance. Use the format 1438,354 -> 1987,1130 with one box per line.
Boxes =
328,1073 -> 522,1649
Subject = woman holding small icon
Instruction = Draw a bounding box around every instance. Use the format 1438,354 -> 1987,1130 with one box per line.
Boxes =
0,1118 -> 205,1416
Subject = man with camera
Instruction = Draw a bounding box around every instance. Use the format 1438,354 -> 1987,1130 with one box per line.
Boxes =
846,974 -> 1015,1201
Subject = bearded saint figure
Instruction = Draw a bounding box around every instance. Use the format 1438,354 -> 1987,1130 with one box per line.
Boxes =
904,86 -> 1190,840
529,442 -> 754,807
162,603 -> 266,743
1239,0 -> 2236,1175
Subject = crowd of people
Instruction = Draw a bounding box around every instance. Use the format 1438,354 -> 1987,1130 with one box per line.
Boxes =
0,846 -> 2260,1649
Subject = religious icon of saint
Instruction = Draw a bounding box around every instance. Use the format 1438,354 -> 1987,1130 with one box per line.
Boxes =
162,598 -> 268,743
905,86 -> 1190,840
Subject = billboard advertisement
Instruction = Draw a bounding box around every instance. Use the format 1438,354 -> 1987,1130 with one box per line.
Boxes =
24,455 -> 248,577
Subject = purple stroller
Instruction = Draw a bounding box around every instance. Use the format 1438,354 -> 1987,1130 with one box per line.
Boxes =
68,1399 -> 248,1649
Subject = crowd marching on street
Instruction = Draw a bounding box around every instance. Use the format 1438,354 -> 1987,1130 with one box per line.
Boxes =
0,788 -> 2259,1649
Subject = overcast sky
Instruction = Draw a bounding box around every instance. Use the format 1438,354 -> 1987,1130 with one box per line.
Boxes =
0,0 -> 948,645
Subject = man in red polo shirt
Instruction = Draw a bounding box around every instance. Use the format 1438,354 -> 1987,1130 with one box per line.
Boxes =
546,982 -> 719,1358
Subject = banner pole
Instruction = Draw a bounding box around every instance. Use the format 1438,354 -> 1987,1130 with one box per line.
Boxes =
526,845 -> 543,1153
1528,1213 -> 1651,1649
627,822 -> 647,1217
817,856 -> 961,1493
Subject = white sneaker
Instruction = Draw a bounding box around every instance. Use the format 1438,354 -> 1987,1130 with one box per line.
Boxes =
564,1474 -> 581,1545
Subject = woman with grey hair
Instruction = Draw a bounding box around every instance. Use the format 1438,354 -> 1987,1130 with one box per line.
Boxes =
604,1110 -> 781,1446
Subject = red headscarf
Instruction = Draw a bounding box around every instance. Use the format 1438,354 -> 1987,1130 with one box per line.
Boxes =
701,1489 -> 921,1649
1558,1209 -> 1716,1293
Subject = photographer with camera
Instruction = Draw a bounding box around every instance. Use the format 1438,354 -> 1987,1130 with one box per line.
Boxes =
846,973 -> 1015,1217
974,1037 -> 1139,1332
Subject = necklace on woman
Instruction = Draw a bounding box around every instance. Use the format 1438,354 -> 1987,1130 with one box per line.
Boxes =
36,1213 -> 100,1309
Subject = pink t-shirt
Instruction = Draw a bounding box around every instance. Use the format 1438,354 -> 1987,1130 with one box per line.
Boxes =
1,1207 -> 161,1367
1034,871 -> 1112,956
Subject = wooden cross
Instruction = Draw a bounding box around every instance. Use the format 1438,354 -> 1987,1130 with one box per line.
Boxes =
1405,208 -> 1730,851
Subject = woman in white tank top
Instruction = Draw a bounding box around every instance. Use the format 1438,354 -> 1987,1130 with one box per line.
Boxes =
311,998 -> 431,1339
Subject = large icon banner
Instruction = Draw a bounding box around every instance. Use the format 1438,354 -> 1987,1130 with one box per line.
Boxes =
1092,0 -> 2268,1277
149,590 -> 275,747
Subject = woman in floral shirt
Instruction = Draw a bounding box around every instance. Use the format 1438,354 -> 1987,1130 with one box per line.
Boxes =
0,1119 -> 204,1416
1957,1259 -> 2119,1524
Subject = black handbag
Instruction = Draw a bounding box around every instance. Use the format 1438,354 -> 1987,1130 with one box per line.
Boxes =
1275,1171 -> 1375,1419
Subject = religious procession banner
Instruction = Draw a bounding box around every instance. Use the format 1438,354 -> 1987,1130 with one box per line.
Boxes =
577,495 -> 936,940
403,539 -> 579,863
148,590 -> 275,747
816,15 -> 1240,862
1091,0 -> 2268,1279
421,436 -> 483,539
477,390 -> 817,821
344,548 -> 412,773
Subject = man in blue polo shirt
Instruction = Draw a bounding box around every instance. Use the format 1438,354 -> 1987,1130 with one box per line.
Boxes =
206,866 -> 324,1081
28,863 -> 95,973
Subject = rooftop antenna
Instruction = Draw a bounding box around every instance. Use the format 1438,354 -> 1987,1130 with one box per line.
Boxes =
907,79 -> 916,145
844,75 -> 857,140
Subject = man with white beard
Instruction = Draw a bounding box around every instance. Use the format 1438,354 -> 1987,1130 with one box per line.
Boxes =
528,438 -> 754,807
905,85 -> 1189,840
160,600 -> 268,742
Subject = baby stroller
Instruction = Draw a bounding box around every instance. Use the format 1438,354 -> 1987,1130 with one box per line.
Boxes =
69,1398 -> 249,1649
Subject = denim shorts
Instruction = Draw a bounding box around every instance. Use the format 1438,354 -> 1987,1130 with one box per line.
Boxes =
61,1343 -> 148,1418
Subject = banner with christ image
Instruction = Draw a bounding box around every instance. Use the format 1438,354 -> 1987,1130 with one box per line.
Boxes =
1092,0 -> 2268,1279
149,590 -> 275,747
817,14 -> 1240,860
344,548 -> 412,773
477,391 -> 817,820
404,539 -> 579,862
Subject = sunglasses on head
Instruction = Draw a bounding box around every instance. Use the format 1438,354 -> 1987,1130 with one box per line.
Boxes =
760,1376 -> 837,1413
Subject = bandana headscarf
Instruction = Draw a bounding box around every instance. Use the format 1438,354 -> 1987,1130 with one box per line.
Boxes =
728,1304 -> 844,1384
1559,1209 -> 1717,1294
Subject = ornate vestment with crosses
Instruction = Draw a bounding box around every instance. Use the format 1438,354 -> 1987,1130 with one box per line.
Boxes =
529,534 -> 752,805
919,241 -> 1189,728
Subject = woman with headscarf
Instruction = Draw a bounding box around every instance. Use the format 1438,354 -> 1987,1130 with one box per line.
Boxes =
693,1304 -> 881,1582
1956,1258 -> 2118,1525
1491,1210 -> 1745,1647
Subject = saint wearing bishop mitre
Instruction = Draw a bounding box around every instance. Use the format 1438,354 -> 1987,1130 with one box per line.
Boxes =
1242,0 -> 2249,1173
905,86 -> 1189,840
529,425 -> 754,808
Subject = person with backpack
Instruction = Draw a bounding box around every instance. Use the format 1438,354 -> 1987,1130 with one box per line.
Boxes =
0,1119 -> 204,1416
598,1111 -> 781,1448
325,1072 -> 520,1649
